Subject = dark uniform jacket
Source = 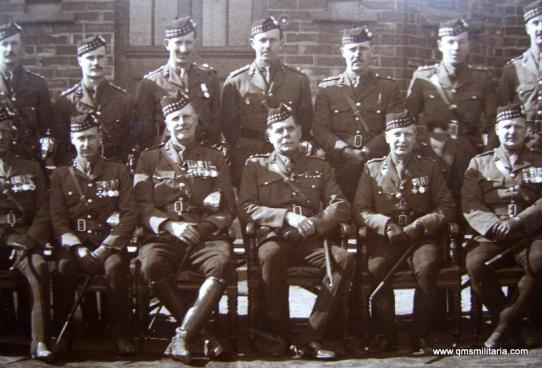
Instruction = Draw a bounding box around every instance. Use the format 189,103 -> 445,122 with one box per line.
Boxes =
462,146 -> 542,240
239,150 -> 351,244
53,79 -> 134,164
135,63 -> 221,148
222,62 -> 313,183
313,70 -> 403,162
406,62 -> 496,142
0,65 -> 52,160
353,153 -> 456,241
49,157 -> 139,251
134,140 -> 236,243
0,153 -> 50,247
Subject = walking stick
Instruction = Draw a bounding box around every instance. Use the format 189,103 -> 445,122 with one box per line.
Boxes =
323,238 -> 334,287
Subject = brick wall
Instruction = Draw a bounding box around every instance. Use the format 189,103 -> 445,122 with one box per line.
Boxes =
0,0 -> 535,97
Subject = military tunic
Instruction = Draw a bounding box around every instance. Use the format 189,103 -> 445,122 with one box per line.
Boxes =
238,150 -> 354,344
313,70 -> 403,201
0,65 -> 52,161
498,50 -> 542,149
135,63 -> 221,148
406,62 -> 497,196
49,157 -> 139,338
353,153 -> 455,338
53,79 -> 135,165
0,153 -> 50,350
462,146 -> 542,323
222,62 -> 313,186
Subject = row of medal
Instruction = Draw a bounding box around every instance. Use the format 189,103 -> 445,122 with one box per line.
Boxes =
411,176 -> 429,194
9,175 -> 36,192
184,160 -> 218,178
96,179 -> 120,198
521,168 -> 542,184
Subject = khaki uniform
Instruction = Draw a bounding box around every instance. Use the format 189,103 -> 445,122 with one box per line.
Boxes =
222,62 -> 313,186
239,150 -> 354,345
49,157 -> 139,338
0,153 -> 50,351
53,80 -> 135,165
462,146 -> 542,321
353,153 -> 455,338
135,63 -> 221,148
313,70 -> 403,201
0,65 -> 52,161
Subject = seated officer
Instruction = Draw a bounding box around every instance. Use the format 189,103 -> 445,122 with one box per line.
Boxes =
134,94 -> 236,364
353,111 -> 455,354
463,104 -> 542,348
49,113 -> 139,354
0,105 -> 52,361
239,103 -> 354,360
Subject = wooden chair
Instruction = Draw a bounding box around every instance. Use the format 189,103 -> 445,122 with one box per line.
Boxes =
356,222 -> 462,350
244,222 -> 352,349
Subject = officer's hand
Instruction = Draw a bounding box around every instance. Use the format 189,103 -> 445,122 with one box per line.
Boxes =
165,221 -> 201,245
285,212 -> 316,239
385,221 -> 408,245
75,246 -> 100,274
5,234 -> 32,251
91,245 -> 112,264
342,147 -> 366,164
494,218 -> 523,242
403,221 -> 425,242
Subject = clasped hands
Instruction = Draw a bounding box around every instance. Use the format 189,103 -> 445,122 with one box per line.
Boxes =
283,211 -> 316,241
385,220 -> 425,245
490,217 -> 523,242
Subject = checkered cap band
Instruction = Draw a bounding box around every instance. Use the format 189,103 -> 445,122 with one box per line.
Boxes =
0,22 -> 22,42
77,35 -> 106,57
438,18 -> 468,37
70,113 -> 100,133
161,94 -> 190,117
496,104 -> 525,124
165,17 -> 197,38
341,27 -> 373,45
524,0 -> 542,22
251,16 -> 280,37
385,111 -> 416,131
0,105 -> 16,123
267,103 -> 294,127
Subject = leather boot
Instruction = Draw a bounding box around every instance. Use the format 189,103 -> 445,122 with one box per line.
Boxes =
373,294 -> 398,352
167,277 -> 226,363
152,280 -> 187,323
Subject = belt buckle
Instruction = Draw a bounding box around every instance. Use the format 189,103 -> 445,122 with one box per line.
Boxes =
398,214 -> 408,227
292,205 -> 303,216
7,212 -> 16,227
448,120 -> 459,140
508,203 -> 517,217
77,219 -> 86,232
174,200 -> 188,214
354,134 -> 363,148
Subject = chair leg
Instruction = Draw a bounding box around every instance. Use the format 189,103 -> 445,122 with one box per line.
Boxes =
247,282 -> 259,349
227,284 -> 238,351
360,286 -> 370,351
452,286 -> 461,346
341,287 -> 351,350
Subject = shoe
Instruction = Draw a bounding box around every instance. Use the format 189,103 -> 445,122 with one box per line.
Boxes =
116,337 -> 136,355
167,330 -> 192,364
299,341 -> 336,361
411,337 -> 431,356
375,333 -> 399,352
266,339 -> 289,358
204,336 -> 226,360
484,331 -> 505,348
31,341 -> 54,363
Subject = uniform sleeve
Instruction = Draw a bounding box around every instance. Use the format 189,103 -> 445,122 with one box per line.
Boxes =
238,159 -> 288,228
133,151 -> 174,234
35,78 -> 53,136
481,71 -> 497,135
297,73 -> 313,139
134,79 -> 158,150
461,157 -> 501,236
102,165 -> 139,250
49,169 -> 79,246
221,76 -> 241,147
313,85 -> 344,154
52,96 -> 73,166
201,154 -> 236,231
121,92 -> 137,161
352,164 -> 391,236
309,163 -> 351,235
405,71 -> 424,118
208,73 -> 222,144
497,63 -> 518,106
415,162 -> 456,235
26,162 -> 50,246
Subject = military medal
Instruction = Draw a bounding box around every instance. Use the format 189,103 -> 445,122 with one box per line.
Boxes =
201,83 -> 210,99
411,178 -> 419,194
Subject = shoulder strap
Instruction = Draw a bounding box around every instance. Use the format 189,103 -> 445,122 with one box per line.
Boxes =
339,89 -> 371,134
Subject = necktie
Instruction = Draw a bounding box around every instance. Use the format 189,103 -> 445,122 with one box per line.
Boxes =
84,162 -> 92,177
396,160 -> 405,182
0,158 -> 7,178
354,76 -> 360,88
509,153 -> 518,169
2,71 -> 13,93
180,68 -> 188,90
264,66 -> 272,86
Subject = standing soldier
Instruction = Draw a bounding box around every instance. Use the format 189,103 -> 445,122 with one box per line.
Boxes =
463,104 -> 542,348
135,17 -> 222,150
0,22 -> 54,162
0,105 -> 53,361
239,104 -> 354,360
223,16 -> 313,186
49,113 -> 138,354
313,26 -> 403,202
406,18 -> 496,199
134,94 -> 236,364
498,0 -> 542,150
353,111 -> 455,354
53,35 -> 135,165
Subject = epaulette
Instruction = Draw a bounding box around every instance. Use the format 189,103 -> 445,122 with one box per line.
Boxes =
366,156 -> 386,164
109,81 -> 127,93
474,149 -> 494,158
468,64 -> 489,71
144,142 -> 165,151
283,63 -> 305,74
194,63 -> 216,74
528,147 -> 542,154
60,83 -> 80,97
506,54 -> 522,65
246,152 -> 270,162
143,65 -> 165,79
416,64 -> 438,71
414,153 -> 436,161
227,64 -> 250,79
318,75 -> 340,86
25,69 -> 46,80
374,73 -> 395,81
